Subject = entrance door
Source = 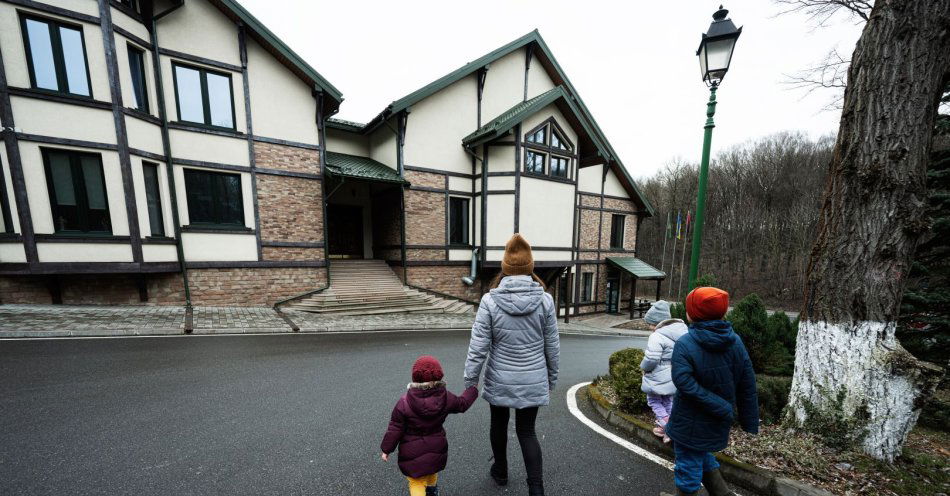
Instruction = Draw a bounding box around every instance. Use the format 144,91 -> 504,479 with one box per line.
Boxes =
606,276 -> 620,314
327,205 -> 364,259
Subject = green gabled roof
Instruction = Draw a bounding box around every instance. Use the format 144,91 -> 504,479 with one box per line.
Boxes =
325,152 -> 408,184
213,0 -> 343,104
606,257 -> 666,280
462,86 -> 608,153
326,117 -> 365,132
357,29 -> 654,216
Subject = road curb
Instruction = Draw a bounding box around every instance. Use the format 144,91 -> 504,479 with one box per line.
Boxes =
585,384 -> 833,496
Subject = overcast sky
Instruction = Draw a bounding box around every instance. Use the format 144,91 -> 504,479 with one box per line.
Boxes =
239,0 -> 864,178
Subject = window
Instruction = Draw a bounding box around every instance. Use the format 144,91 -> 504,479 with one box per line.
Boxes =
142,162 -> 164,236
581,273 -> 593,302
184,169 -> 244,227
449,197 -> 469,245
42,149 -> 110,234
21,15 -> 91,97
525,150 -> 545,174
127,44 -> 148,112
523,120 -> 574,179
173,63 -> 234,129
119,0 -> 139,12
550,156 -> 569,178
610,214 -> 625,249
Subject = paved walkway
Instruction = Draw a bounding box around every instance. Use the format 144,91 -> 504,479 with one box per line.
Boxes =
0,304 -> 650,338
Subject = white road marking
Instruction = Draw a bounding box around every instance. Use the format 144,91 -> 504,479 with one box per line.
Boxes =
566,382 -> 744,496
566,381 -> 674,470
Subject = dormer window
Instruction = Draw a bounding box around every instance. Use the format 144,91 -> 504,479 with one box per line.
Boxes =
522,119 -> 574,180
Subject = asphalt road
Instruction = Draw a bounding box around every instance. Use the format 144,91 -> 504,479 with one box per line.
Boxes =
0,331 -> 677,495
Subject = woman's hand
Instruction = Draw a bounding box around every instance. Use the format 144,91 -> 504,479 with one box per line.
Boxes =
381,453 -> 389,462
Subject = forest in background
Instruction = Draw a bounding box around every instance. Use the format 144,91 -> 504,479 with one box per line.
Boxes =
634,131 -> 834,310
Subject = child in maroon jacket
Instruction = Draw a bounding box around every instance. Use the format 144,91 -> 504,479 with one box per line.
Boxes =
380,355 -> 478,496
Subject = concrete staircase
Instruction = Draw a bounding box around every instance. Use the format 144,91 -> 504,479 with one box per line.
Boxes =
283,259 -> 474,316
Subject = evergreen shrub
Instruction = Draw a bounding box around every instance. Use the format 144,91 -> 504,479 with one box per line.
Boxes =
608,348 -> 649,413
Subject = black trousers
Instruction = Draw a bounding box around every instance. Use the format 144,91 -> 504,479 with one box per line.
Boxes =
489,404 -> 543,485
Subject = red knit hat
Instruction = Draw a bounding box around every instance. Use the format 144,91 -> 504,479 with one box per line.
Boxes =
686,287 -> 730,321
412,355 -> 444,382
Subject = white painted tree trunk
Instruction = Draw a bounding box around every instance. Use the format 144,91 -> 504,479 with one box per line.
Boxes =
787,321 -> 940,461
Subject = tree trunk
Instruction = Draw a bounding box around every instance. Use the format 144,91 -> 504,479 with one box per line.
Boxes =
788,0 -> 949,461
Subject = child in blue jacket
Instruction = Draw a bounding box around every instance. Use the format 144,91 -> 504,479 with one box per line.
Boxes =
663,287 -> 759,496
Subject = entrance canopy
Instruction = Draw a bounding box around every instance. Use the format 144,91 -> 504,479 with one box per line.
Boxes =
606,257 -> 666,280
325,152 -> 408,185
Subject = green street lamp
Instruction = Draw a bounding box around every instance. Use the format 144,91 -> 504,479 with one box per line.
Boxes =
688,5 -> 741,290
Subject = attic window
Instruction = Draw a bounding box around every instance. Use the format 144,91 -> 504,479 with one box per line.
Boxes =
526,127 -> 546,143
523,119 -> 574,179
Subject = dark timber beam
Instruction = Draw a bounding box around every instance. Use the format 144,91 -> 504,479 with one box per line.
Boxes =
238,22 -> 263,262
99,0 -> 143,265
514,123 -> 521,233
397,111 -> 409,280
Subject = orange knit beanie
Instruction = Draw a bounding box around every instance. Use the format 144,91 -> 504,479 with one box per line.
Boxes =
685,287 -> 730,321
501,233 -> 534,276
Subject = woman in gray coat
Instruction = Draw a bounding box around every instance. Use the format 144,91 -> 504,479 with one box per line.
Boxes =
464,234 -> 559,496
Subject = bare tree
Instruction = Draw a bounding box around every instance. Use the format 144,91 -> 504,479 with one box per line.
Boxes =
787,0 -> 950,461
774,0 -> 872,25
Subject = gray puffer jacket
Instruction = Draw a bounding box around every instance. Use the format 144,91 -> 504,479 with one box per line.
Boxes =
463,275 -> 560,409
640,319 -> 689,396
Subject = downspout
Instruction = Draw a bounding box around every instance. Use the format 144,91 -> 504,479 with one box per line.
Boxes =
461,248 -> 479,285
315,88 -> 332,290
149,2 -> 191,311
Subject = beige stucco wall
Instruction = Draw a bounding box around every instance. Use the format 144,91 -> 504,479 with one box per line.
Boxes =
481,49 -> 525,123
0,4 -> 111,100
38,242 -> 133,262
486,194 -> 514,246
578,164 -> 603,194
326,128 -> 369,157
526,57 -> 556,99
0,243 -> 26,263
159,56 -> 246,134
487,145 -> 514,173
142,243 -> 178,262
448,175 -> 471,192
12,97 -> 116,144
532,250 -> 573,261
181,232 -> 257,261
487,176 -> 514,190
518,178 -> 573,247
20,144 -> 129,236
368,124 -> 397,170
111,6 -> 150,41
115,34 -> 158,118
126,118 -> 164,156
168,129 -> 248,166
157,0 -> 240,66
604,168 -> 629,198
449,248 -> 475,262
522,104 -> 579,148
246,38 -> 318,144
403,73 -> 477,174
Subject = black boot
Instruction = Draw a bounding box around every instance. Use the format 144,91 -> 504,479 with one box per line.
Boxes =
489,462 -> 508,486
702,469 -> 736,496
425,486 -> 439,496
527,480 -> 544,496
658,490 -> 698,496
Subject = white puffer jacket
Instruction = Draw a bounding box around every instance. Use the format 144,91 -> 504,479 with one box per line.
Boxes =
640,319 -> 689,396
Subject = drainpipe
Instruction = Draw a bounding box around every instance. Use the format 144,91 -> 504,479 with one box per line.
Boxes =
461,248 -> 479,285
149,2 -> 190,311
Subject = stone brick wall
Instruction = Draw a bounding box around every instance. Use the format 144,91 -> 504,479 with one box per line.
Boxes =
188,267 -> 326,306
262,246 -> 325,261
257,175 -> 323,246
407,264 -> 481,302
405,190 -> 445,246
253,142 -> 320,174
0,273 -> 185,305
406,248 -> 444,261
578,208 -> 601,251
404,170 -> 445,189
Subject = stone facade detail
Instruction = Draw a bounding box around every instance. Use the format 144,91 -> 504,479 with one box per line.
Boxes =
253,142 -> 321,174
407,265 -> 481,303
262,247 -> 325,261
188,267 -> 326,306
405,190 -> 445,246
257,175 -> 324,246
1,274 -> 185,305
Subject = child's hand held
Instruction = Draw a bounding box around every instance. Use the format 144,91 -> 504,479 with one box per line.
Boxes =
381,452 -> 389,462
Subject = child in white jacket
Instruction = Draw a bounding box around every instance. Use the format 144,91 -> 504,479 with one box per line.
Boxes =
640,300 -> 688,442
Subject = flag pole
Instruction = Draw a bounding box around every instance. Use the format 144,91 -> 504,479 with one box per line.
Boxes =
677,211 -> 691,300
659,211 -> 670,294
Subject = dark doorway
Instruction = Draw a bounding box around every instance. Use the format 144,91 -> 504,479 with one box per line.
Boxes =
327,205 -> 364,258
606,275 -> 620,314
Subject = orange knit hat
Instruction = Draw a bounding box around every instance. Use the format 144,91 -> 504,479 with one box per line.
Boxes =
685,287 -> 730,321
501,233 -> 534,276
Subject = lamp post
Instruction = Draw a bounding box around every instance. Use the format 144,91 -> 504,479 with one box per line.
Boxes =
687,5 -> 741,290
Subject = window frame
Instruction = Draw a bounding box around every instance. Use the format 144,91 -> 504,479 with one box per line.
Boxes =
127,43 -> 149,113
581,272 -> 594,302
448,196 -> 470,246
183,168 -> 245,229
524,149 -> 546,175
610,214 -> 625,249
19,13 -> 94,98
142,161 -> 165,237
171,61 -> 237,130
41,148 -> 112,235
523,118 -> 576,180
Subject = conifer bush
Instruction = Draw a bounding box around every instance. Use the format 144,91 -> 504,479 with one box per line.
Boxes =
608,348 -> 649,413
727,294 -> 794,376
